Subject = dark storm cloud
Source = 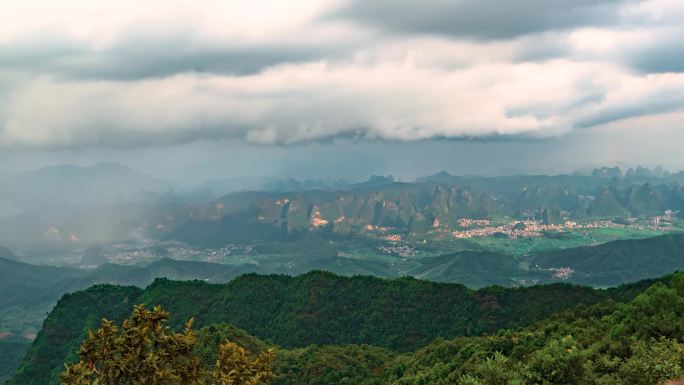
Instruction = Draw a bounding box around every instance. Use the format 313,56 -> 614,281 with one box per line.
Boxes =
2,0 -> 684,151
627,38 -> 684,74
577,105 -> 684,129
334,0 -> 628,40
0,36 -> 328,80
577,93 -> 684,128
510,34 -> 571,62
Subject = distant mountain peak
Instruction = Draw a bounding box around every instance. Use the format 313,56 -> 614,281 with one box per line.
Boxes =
0,245 -> 15,260
90,161 -> 136,171
368,174 -> 394,182
1,162 -> 173,211
416,170 -> 459,183
592,166 -> 622,179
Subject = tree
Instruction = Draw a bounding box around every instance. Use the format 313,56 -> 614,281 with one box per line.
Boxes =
212,342 -> 274,385
617,338 -> 684,385
60,305 -> 274,385
524,336 -> 589,385
459,352 -> 525,385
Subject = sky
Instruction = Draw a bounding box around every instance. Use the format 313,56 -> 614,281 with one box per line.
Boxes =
1,0 -> 684,182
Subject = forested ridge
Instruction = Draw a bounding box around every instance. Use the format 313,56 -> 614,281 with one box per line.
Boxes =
369,272 -> 684,385
9,271 -> 668,384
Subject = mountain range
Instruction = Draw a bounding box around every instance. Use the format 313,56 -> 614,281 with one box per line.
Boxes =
0,163 -> 172,217
2,164 -> 684,251
167,179 -> 684,245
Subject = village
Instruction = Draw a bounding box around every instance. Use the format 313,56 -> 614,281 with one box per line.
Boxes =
78,241 -> 253,266
450,212 -> 678,239
359,209 -> 680,243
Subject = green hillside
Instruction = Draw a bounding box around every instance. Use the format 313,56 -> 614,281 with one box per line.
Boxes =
373,273 -> 684,385
0,256 -> 263,348
9,271 -> 662,385
409,250 -> 523,287
224,272 -> 684,385
532,234 -> 684,286
0,256 -> 84,309
193,323 -> 397,385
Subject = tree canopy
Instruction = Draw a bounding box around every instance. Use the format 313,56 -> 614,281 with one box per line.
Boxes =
60,305 -> 274,385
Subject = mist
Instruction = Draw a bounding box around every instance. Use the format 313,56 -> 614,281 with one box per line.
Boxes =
2,121 -> 684,186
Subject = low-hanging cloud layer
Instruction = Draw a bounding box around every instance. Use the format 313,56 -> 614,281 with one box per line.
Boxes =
1,0 -> 683,148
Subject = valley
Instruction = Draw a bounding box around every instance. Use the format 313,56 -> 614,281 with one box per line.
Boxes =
3,166 -> 684,384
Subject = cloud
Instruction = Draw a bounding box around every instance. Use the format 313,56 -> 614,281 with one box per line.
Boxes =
4,58 -> 684,148
575,72 -> 684,127
0,36 -> 329,80
1,0 -> 684,149
628,38 -> 684,74
334,0 -> 628,40
0,0 -> 359,80
566,0 -> 684,74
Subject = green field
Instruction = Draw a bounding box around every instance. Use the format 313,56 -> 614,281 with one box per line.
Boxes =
466,227 -> 675,256
164,222 -> 684,280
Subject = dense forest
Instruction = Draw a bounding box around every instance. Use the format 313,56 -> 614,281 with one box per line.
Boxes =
8,271 -> 666,384
231,271 -> 684,385
369,272 -> 684,385
56,289 -> 684,385
531,234 -> 684,286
